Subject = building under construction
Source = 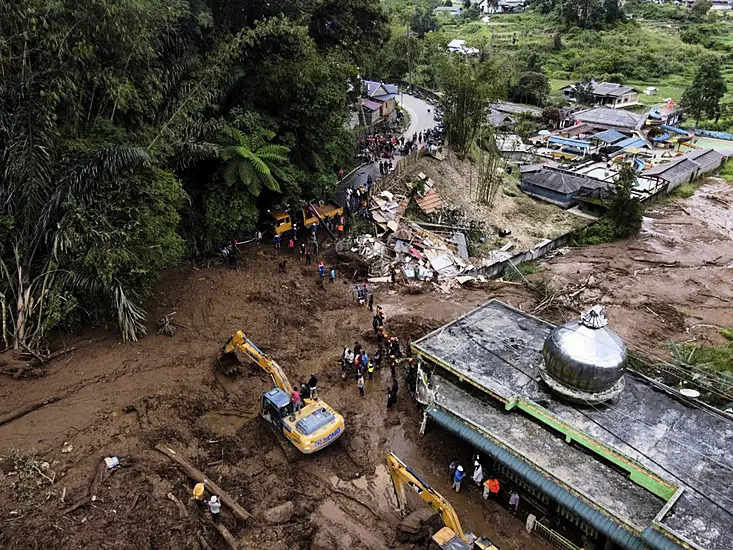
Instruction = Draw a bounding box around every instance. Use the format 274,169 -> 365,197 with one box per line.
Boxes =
412,300 -> 733,550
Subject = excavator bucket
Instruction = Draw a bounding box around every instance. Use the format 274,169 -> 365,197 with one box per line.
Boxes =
216,338 -> 250,376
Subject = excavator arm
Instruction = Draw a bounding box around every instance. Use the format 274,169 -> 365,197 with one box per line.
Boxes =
386,452 -> 467,541
222,331 -> 293,395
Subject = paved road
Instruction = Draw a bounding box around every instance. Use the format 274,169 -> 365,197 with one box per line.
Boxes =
399,92 -> 438,142
337,94 -> 436,203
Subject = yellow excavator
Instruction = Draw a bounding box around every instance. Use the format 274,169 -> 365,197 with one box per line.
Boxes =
386,452 -> 500,550
219,331 -> 344,455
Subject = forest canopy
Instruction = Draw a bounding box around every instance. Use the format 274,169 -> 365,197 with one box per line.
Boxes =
0,0 -> 388,347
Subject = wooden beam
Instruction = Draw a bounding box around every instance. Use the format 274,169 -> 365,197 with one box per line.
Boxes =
155,444 -> 252,521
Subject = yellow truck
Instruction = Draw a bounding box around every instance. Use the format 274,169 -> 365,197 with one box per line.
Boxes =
269,210 -> 293,236
302,200 -> 343,228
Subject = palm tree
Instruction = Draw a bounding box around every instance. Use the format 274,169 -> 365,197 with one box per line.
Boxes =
0,83 -> 152,347
220,128 -> 290,197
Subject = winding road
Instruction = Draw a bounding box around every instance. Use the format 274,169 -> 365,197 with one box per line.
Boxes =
337,93 -> 437,202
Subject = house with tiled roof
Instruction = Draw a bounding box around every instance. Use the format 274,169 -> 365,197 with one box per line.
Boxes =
561,81 -> 640,109
361,80 -> 399,125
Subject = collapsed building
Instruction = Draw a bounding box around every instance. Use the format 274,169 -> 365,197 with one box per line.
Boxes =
412,300 -> 733,550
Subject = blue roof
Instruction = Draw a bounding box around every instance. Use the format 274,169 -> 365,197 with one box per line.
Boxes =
548,136 -> 592,149
264,387 -> 291,408
592,129 -> 626,144
363,80 -> 398,101
617,137 -> 651,149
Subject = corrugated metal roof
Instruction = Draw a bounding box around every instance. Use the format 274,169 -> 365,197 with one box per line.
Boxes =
361,99 -> 382,111
415,189 -> 446,214
575,107 -> 642,129
592,129 -> 627,144
427,406 -> 651,550
548,136 -> 592,149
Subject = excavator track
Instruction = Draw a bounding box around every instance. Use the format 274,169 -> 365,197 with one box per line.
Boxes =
262,419 -> 302,463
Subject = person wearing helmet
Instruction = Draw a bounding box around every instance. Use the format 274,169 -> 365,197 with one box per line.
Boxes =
472,461 -> 483,487
192,479 -> 207,506
208,495 -> 221,523
452,465 -> 465,492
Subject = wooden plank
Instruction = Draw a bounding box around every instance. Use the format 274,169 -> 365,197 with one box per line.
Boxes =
155,444 -> 252,521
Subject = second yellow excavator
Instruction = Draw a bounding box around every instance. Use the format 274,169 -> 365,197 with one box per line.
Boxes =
220,331 -> 344,455
386,452 -> 499,550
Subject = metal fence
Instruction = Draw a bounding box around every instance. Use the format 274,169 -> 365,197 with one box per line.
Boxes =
533,520 -> 581,550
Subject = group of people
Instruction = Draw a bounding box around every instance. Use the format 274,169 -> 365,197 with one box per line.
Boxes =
362,132 -> 401,163
449,458 -> 521,514
339,303 -> 415,409
192,479 -> 222,523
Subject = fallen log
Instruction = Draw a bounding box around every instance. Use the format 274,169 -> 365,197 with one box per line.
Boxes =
155,444 -> 252,521
212,522 -> 240,550
167,492 -> 190,518
0,396 -> 62,427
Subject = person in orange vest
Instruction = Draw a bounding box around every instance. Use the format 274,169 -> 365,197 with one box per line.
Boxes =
483,475 -> 500,501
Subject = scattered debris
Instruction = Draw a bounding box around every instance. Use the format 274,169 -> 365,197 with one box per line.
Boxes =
61,442 -> 74,454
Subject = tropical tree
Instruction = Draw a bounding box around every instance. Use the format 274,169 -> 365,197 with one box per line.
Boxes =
681,59 -> 728,125
221,129 -> 291,197
437,57 -> 501,156
607,163 -> 644,238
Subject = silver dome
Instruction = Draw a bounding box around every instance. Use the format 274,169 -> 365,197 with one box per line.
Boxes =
540,306 -> 627,404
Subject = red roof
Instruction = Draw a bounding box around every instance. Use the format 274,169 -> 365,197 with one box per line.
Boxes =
361,99 -> 382,111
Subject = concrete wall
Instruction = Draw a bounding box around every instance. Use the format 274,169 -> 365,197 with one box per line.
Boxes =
467,230 -> 576,278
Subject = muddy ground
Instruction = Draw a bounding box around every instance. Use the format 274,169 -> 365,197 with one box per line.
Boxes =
0,247 -> 545,550
0,179 -> 730,550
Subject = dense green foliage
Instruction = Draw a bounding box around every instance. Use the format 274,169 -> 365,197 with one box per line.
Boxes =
681,59 -> 728,124
572,165 -> 644,245
437,58 -> 501,156
0,0 -> 387,345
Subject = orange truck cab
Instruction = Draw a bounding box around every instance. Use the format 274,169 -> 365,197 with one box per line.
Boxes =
269,210 -> 292,236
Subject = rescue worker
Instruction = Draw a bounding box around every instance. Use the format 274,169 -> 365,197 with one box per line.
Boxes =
354,342 -> 362,357
387,387 -> 396,409
208,495 -> 221,523
483,475 -> 500,501
452,465 -> 465,492
368,293 -> 374,312
329,266 -> 336,283
449,459 -> 458,482
300,242 -> 306,261
372,315 -> 381,335
318,261 -> 325,278
374,347 -> 382,370
308,373 -> 318,399
472,461 -> 483,487
509,489 -> 520,513
342,348 -> 354,379
192,479 -> 207,506
367,358 -> 375,380
291,386 -> 301,411
389,355 -> 397,379
357,374 -> 365,396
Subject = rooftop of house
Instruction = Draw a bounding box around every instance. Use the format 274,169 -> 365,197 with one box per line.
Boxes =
521,166 -> 608,195
361,98 -> 382,112
492,101 -> 543,116
643,148 -> 725,180
413,300 -> 733,550
363,80 -> 398,102
562,81 -> 640,98
574,107 -> 642,130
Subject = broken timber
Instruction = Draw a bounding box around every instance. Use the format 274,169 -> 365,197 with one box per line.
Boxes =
155,444 -> 252,521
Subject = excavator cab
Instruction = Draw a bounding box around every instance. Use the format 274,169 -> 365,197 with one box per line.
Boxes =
261,388 -> 293,429
430,528 -> 498,550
